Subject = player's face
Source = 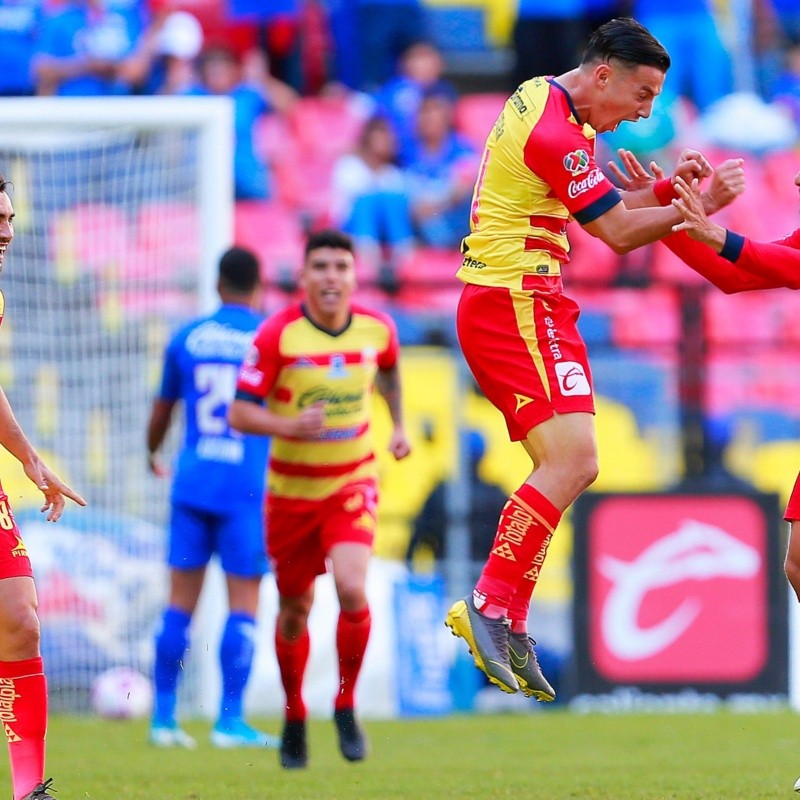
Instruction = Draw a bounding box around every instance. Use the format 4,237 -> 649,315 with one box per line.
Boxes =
301,246 -> 356,328
589,61 -> 664,134
0,191 -> 14,273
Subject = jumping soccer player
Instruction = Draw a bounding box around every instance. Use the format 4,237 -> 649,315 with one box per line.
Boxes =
229,229 -> 411,769
0,173 -> 86,800
445,16 -> 744,698
146,246 -> 277,749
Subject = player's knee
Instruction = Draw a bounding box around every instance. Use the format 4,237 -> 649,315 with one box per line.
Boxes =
4,608 -> 41,657
278,601 -> 311,639
335,580 -> 367,613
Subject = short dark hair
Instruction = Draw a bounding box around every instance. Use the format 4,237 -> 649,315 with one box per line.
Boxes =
304,229 -> 354,257
218,246 -> 260,293
0,173 -> 9,195
582,17 -> 670,73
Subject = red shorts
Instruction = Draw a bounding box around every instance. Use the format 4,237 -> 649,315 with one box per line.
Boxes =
0,484 -> 33,580
785,472 -> 800,522
266,481 -> 377,597
457,279 -> 595,441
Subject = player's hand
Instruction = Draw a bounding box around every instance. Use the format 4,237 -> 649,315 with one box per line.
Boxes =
147,451 -> 169,478
291,402 -> 326,439
388,428 -> 411,461
671,176 -> 726,250
675,148 -> 713,181
701,158 -> 745,213
24,459 -> 86,522
607,149 -> 661,190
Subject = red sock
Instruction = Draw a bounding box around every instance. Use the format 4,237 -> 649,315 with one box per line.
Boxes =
0,657 -> 47,800
474,484 -> 561,619
335,607 -> 371,712
274,628 -> 310,722
508,526 -> 556,633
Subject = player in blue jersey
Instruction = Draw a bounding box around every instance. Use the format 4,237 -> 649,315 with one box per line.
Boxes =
146,246 -> 276,749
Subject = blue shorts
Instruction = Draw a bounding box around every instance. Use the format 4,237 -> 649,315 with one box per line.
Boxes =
168,500 -> 267,578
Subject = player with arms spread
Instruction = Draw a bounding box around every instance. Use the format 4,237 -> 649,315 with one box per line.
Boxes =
618,153 -> 800,609
146,246 -> 276,750
229,229 -> 411,769
446,16 -> 745,698
0,174 -> 86,800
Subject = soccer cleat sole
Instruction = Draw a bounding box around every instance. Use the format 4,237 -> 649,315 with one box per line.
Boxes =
445,600 -> 518,694
514,677 -> 556,702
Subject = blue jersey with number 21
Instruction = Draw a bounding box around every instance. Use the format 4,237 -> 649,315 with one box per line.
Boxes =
158,304 -> 269,511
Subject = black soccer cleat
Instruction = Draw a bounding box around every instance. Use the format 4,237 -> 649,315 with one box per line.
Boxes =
21,779 -> 56,800
333,708 -> 368,762
279,720 -> 308,769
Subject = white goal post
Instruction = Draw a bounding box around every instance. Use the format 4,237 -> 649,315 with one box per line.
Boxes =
0,96 -> 232,713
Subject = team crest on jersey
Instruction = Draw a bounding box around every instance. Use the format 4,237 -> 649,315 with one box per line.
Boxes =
327,353 -> 349,378
563,149 -> 590,176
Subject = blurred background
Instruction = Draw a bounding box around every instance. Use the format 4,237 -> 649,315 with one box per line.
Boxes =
0,0 -> 799,721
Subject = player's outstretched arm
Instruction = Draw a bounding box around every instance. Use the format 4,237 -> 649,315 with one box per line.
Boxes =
0,388 -> 85,521
376,365 -> 411,461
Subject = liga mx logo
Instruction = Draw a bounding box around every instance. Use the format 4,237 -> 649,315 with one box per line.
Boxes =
563,149 -> 590,176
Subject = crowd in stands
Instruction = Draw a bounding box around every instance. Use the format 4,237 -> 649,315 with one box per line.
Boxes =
3,0 -> 800,299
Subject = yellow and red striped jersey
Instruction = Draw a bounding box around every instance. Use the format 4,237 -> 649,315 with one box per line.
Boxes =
235,302 -> 398,502
457,76 -> 622,289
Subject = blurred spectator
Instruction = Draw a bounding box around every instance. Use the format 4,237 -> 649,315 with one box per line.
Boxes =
373,41 -> 458,165
328,0 -> 426,92
119,9 -> 203,94
406,429 -> 506,567
185,45 -> 298,200
772,40 -> 800,126
33,0 -> 147,96
329,114 -> 415,277
772,0 -> 800,43
403,89 -> 479,249
510,0 -> 585,92
633,0 -> 733,111
0,0 -> 42,96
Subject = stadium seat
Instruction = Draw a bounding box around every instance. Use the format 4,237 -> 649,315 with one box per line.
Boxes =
566,223 -> 620,284
649,240 -> 707,286
48,203 -> 131,281
454,93 -> 506,151
703,291 -> 781,344
271,149 -> 336,227
253,112 -> 298,166
609,285 -> 681,347
395,247 -> 460,286
136,201 -> 200,268
288,95 -> 368,161
234,199 -> 305,285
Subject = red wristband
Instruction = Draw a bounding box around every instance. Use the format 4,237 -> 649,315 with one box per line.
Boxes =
653,178 -> 678,206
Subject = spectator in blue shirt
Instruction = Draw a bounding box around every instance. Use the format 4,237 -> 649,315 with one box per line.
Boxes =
634,0 -> 733,111
186,45 -> 297,200
33,0 -> 146,96
403,88 -> 479,249
0,0 -> 42,96
373,41 -> 458,166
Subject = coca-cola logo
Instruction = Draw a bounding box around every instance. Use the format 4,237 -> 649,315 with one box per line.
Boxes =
568,168 -> 604,198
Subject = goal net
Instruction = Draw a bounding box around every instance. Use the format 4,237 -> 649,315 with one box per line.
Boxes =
0,96 -> 232,713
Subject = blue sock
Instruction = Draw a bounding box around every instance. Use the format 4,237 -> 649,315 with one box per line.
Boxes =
218,612 -> 256,723
152,607 -> 191,727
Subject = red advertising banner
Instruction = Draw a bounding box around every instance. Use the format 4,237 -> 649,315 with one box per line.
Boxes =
572,492 -> 787,698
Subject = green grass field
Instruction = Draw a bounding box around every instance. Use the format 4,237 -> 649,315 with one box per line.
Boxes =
4,709 -> 800,799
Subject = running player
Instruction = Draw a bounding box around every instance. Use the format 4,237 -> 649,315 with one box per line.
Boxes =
445,16 -> 744,698
229,229 -> 411,769
146,246 -> 276,749
0,174 -> 86,800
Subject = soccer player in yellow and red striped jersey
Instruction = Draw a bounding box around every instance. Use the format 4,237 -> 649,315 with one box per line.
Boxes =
0,175 -> 85,800
229,229 -> 410,770
445,17 -> 745,699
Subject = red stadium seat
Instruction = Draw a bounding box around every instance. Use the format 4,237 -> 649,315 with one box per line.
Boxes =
704,291 -> 782,344
454,93 -> 506,151
48,203 -> 131,280
271,149 -> 336,227
136,201 -> 200,267
288,96 -> 368,160
253,112 -> 298,166
610,286 -> 681,347
566,222 -> 620,284
234,199 -> 306,284
395,247 -> 461,286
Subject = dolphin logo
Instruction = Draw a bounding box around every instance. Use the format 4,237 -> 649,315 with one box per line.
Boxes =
598,519 -> 761,660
